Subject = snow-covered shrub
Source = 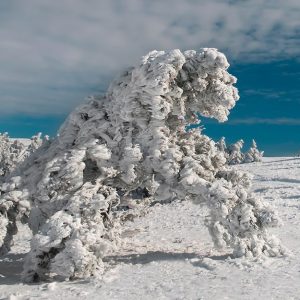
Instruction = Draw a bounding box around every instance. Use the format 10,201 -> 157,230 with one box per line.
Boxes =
0,48 -> 284,282
0,133 -> 45,255
0,133 -> 44,183
216,137 -> 229,160
227,139 -> 245,165
27,132 -> 44,154
244,139 -> 264,163
217,137 -> 264,164
0,133 -> 26,182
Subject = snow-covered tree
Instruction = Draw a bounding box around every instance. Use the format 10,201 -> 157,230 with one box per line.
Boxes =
0,133 -> 27,183
216,137 -> 226,153
0,48 -> 284,282
0,133 -> 45,184
215,137 -> 264,165
244,139 -> 264,163
227,139 -> 245,165
28,132 -> 44,153
216,137 -> 229,160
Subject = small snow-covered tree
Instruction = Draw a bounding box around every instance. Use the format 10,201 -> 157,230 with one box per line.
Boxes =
0,133 -> 45,255
0,133 -> 27,182
0,48 -> 284,282
216,137 -> 228,160
244,139 -> 264,163
28,132 -> 44,153
0,132 -> 45,184
216,137 -> 264,165
227,139 -> 245,165
216,137 -> 227,153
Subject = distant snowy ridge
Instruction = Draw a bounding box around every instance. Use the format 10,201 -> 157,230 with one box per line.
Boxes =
0,48 -> 285,282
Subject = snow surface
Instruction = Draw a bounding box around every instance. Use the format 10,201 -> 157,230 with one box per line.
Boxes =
0,157 -> 299,299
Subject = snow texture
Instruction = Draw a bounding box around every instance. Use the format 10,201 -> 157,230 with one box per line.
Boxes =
0,157 -> 299,300
0,48 -> 284,282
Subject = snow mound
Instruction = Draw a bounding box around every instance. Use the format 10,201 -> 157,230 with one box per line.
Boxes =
0,48 -> 285,281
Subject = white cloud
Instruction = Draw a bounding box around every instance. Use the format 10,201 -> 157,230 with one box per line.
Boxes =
0,0 -> 300,114
243,89 -> 300,102
229,117 -> 300,125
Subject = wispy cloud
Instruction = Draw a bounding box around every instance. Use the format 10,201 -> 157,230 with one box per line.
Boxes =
229,117 -> 300,125
1,0 -> 300,114
242,89 -> 300,102
243,89 -> 286,99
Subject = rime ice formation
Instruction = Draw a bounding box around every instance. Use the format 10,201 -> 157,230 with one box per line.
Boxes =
0,133 -> 27,183
227,139 -> 245,165
216,137 -> 229,160
217,137 -> 264,164
0,133 -> 44,256
0,133 -> 43,184
244,139 -> 264,163
0,49 -> 285,281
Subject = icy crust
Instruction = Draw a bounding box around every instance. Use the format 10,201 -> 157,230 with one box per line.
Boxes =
0,48 -> 285,281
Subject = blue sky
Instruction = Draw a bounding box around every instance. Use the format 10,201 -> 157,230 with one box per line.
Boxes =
0,0 -> 300,155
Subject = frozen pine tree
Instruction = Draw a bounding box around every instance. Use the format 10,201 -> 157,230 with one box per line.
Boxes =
216,137 -> 227,153
227,139 -> 245,165
216,137 -> 263,165
244,139 -> 264,163
0,133 -> 45,184
0,133 -> 45,255
216,137 -> 228,160
28,132 -> 44,153
0,133 -> 28,183
0,48 -> 285,282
